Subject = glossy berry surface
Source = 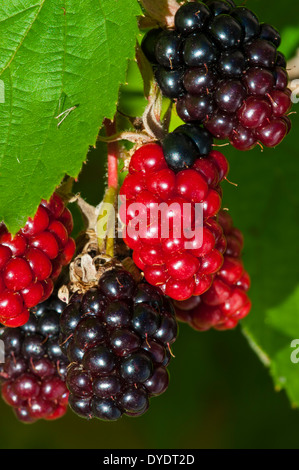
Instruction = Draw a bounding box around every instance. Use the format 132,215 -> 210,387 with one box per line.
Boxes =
0,193 -> 75,327
119,142 -> 229,301
163,124 -> 213,171
174,210 -> 251,331
60,268 -> 177,421
142,1 -> 292,150
0,296 -> 69,423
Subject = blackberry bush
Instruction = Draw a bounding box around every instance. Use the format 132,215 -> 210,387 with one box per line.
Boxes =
142,0 -> 292,150
119,138 -> 229,300
174,210 -> 251,330
0,296 -> 69,423
59,268 -> 177,421
0,193 -> 75,328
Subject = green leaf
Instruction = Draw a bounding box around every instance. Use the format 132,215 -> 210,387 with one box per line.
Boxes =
0,0 -> 140,233
221,112 -> 299,407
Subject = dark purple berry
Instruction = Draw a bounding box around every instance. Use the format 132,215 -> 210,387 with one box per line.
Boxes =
120,352 -> 153,383
29,358 -> 56,379
22,334 -> 46,359
183,66 -> 218,94
74,316 -> 106,349
174,1 -> 211,35
110,329 -> 141,357
133,284 -> 164,310
242,67 -> 275,96
68,395 -> 92,419
92,397 -> 122,421
209,14 -> 244,50
4,357 -> 27,379
276,52 -> 286,68
141,339 -> 166,365
215,80 -> 246,113
245,39 -> 277,68
144,367 -> 169,396
60,303 -> 82,335
132,304 -> 160,337
153,314 -> 177,344
103,301 -> 131,329
0,295 -> 69,423
37,311 -> 60,337
67,342 -> 85,362
148,1 -> 291,151
13,373 -> 41,400
260,23 -> 281,48
231,7 -> 260,43
20,314 -> 38,334
46,337 -> 67,361
119,385 -> 149,414
141,28 -> 163,64
1,329 -> 23,355
206,1 -> 232,17
83,346 -> 116,376
67,366 -> 93,397
80,289 -> 106,316
155,31 -> 183,69
155,67 -> 185,98
274,67 -> 288,90
92,376 -> 122,399
218,50 -> 246,77
230,125 -> 257,150
99,269 -> 135,301
205,111 -> 235,139
183,33 -> 219,66
162,132 -> 199,171
14,406 -> 36,423
173,123 -> 213,157
61,270 -> 177,421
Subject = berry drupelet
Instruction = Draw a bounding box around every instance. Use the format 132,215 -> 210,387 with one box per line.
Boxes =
119,139 -> 229,301
59,268 -> 177,421
142,1 -> 292,150
0,296 -> 69,423
174,210 -> 251,331
0,193 -> 75,327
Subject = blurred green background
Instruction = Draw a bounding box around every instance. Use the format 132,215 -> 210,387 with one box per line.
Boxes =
1,0 -> 299,449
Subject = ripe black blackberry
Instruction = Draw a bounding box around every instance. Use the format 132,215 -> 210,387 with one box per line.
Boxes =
142,1 -> 292,150
0,296 -> 69,423
162,123 -> 214,171
60,268 -> 177,421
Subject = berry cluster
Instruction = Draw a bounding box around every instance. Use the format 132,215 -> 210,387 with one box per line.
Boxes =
0,193 -> 75,327
0,296 -> 69,423
174,210 -> 251,330
142,1 -> 292,150
59,268 -> 177,421
119,140 -> 229,301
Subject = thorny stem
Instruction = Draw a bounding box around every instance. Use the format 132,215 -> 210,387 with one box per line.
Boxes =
105,119 -> 119,190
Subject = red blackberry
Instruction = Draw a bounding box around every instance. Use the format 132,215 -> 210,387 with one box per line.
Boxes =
0,296 -> 69,423
119,141 -> 229,301
0,193 -> 75,327
60,268 -> 177,421
142,1 -> 292,150
174,210 -> 251,331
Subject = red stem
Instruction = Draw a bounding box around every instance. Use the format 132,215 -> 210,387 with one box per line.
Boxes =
104,119 -> 119,189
